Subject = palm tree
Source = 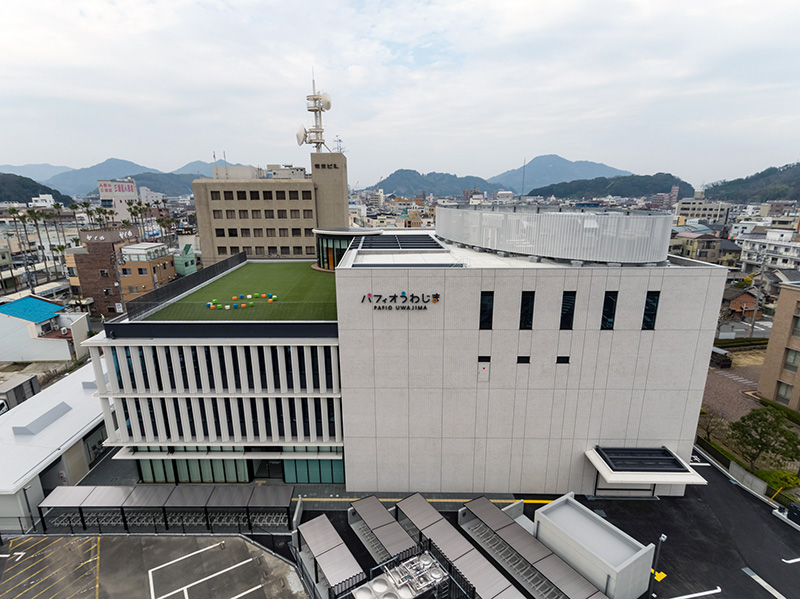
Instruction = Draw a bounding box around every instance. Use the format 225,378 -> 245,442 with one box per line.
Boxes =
68,204 -> 81,233
17,213 -> 36,291
26,209 -> 51,282
52,202 -> 67,247
41,212 -> 58,278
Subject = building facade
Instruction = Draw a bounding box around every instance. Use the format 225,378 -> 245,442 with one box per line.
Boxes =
676,199 -> 732,225
84,206 -> 722,497
758,281 -> 800,409
194,153 -> 349,265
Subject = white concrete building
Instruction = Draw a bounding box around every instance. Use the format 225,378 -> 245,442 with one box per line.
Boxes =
0,363 -> 105,530
0,296 -> 89,361
82,206 -> 722,497
738,229 -> 800,272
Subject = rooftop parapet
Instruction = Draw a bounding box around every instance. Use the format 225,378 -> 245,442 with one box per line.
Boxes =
436,206 -> 672,265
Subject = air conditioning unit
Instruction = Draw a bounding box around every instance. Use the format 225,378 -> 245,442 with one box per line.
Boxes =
60,327 -> 69,335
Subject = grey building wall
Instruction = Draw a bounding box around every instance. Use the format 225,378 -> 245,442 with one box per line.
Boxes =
336,262 -> 726,495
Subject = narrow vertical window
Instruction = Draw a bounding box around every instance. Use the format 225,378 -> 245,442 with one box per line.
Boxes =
642,291 -> 660,330
519,291 -> 535,330
560,291 -> 576,330
601,291 -> 618,330
479,291 -> 494,330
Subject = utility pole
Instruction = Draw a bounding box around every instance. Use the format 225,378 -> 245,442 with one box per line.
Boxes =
749,251 -> 766,338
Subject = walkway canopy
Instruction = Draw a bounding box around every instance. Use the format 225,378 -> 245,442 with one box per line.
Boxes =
350,495 -> 415,562
38,484 -> 294,533
585,446 -> 706,496
298,514 -> 365,589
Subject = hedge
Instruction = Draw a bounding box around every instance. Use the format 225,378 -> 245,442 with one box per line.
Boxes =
758,398 -> 800,426
714,338 -> 770,349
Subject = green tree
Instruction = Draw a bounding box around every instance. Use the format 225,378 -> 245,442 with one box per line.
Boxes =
698,407 -> 728,442
729,407 -> 800,472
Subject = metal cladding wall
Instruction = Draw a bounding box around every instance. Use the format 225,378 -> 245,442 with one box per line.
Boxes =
436,208 -> 673,264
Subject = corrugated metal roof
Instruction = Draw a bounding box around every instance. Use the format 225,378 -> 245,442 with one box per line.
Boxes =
0,296 -> 62,323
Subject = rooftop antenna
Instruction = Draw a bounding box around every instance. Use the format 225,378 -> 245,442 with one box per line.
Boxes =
333,135 -> 344,153
297,73 -> 331,152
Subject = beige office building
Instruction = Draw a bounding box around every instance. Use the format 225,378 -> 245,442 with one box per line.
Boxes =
194,153 -> 349,264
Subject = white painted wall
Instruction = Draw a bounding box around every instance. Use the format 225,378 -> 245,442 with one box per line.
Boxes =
0,317 -> 71,361
336,261 -> 726,495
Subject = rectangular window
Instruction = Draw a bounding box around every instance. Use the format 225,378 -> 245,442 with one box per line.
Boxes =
227,228 -> 238,237
279,228 -> 288,237
777,381 -> 793,405
305,228 -> 314,237
237,191 -> 246,200
477,356 -> 491,363
785,349 -> 800,372
138,268 -> 147,275
238,210 -> 248,219
517,356 -> 530,364
276,191 -> 286,200
280,246 -> 290,255
121,268 -> 131,275
218,246 -> 228,255
290,209 -> 300,219
292,228 -> 301,237
519,291 -> 535,330
253,228 -> 263,237
215,228 -> 225,237
560,291 -> 576,330
302,190 -> 312,200
266,228 -> 276,237
293,246 -> 303,255
212,210 -> 222,219
268,246 -> 277,255
278,210 -> 287,219
250,191 -> 260,200
289,190 -> 299,200
479,291 -> 494,330
556,356 -> 570,364
225,210 -> 235,218
255,246 -> 265,255
263,190 -> 273,200
305,246 -> 315,255
224,191 -> 233,200
265,209 -> 275,218
243,246 -> 252,256
99,269 -> 109,278
642,291 -> 660,330
601,291 -> 618,330
211,191 -> 220,201
230,246 -> 240,254
251,210 -> 261,219
303,209 -> 313,219
240,228 -> 250,237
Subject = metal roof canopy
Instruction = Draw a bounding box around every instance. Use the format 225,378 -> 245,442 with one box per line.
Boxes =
372,523 -> 416,557
464,497 -> 515,532
424,519 -> 474,562
38,485 -> 95,509
207,485 -> 254,507
81,486 -> 134,508
396,493 -> 443,531
299,514 -> 345,557
123,485 -> 175,508
249,485 -> 294,509
351,496 -> 395,529
453,550 -> 516,599
313,545 -> 364,587
535,553 -> 602,599
495,524 -> 552,565
164,485 -> 214,508
585,448 -> 707,486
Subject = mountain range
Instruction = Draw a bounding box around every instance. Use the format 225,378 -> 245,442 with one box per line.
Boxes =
528,173 -> 694,200
488,155 -> 632,194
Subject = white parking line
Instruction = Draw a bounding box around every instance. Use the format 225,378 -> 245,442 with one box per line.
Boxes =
148,542 -> 225,599
742,567 -> 787,599
781,557 -> 800,564
667,587 -> 721,599
156,558 -> 254,599
228,585 -> 264,599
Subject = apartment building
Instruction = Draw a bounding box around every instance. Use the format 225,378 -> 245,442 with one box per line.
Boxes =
758,281 -> 800,410
676,199 -> 732,225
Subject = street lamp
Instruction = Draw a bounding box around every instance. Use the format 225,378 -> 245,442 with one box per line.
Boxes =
648,534 -> 667,597
22,485 -> 35,533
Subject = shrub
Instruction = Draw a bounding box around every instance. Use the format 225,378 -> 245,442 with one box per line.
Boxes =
758,470 -> 800,490
758,398 -> 800,427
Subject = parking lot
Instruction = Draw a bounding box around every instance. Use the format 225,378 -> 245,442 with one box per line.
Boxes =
0,536 -> 306,599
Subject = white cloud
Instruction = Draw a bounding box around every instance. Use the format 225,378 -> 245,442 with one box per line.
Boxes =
1,0 -> 799,188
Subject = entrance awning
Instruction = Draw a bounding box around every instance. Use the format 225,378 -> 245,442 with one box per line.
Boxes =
585,446 -> 706,486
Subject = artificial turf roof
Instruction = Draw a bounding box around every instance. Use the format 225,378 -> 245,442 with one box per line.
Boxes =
144,262 -> 337,321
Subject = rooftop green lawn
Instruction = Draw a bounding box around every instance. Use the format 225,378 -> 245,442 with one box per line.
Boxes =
145,262 -> 337,321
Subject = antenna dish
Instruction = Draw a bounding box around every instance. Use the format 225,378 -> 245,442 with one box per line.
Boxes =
320,92 -> 332,111
296,124 -> 307,146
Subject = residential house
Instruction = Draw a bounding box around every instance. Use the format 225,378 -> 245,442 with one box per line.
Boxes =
0,296 -> 89,361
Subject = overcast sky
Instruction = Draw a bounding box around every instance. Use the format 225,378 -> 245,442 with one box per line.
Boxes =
2,0 -> 798,189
